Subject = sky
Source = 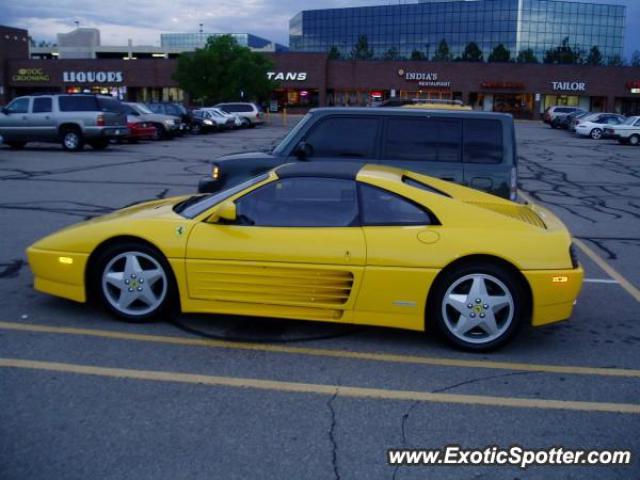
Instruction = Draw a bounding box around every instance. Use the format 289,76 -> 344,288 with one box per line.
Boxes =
2,0 -> 639,59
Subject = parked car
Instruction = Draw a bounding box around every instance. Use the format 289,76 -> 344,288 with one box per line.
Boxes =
146,102 -> 191,133
198,107 -> 518,200
543,106 -> 583,128
574,113 -> 626,140
122,102 -> 181,140
125,116 -> 156,143
199,108 -> 241,129
215,102 -> 265,127
190,110 -> 220,134
567,111 -> 593,132
605,116 -> 640,146
556,109 -> 585,130
0,94 -> 128,151
26,162 -> 583,351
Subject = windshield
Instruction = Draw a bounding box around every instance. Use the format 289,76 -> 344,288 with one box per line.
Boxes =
622,117 -> 638,125
272,113 -> 312,156
132,103 -> 153,114
176,173 -> 270,219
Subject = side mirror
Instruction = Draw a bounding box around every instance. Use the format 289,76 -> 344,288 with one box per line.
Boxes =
208,200 -> 237,223
293,141 -> 313,160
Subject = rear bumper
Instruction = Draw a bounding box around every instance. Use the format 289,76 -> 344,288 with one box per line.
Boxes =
524,267 -> 584,327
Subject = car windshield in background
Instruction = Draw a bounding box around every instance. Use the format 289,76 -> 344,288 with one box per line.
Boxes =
272,113 -> 312,155
59,96 -> 99,112
177,173 -> 270,219
133,103 -> 153,114
622,117 -> 638,125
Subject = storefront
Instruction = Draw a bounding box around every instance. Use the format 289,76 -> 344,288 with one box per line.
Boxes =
5,53 -> 640,119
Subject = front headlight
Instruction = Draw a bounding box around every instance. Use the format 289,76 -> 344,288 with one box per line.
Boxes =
203,119 -> 213,125
164,119 -> 175,125
212,165 -> 220,180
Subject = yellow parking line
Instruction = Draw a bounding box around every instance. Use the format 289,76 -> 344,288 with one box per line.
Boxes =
1,357 -> 638,414
2,321 -> 639,378
520,190 -> 640,303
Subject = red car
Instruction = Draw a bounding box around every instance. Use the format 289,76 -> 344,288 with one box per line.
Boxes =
126,116 -> 156,142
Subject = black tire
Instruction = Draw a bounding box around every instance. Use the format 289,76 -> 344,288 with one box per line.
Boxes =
61,127 -> 84,151
6,141 -> 27,149
590,128 -> 603,140
629,135 -> 640,146
152,124 -> 166,141
92,242 -> 178,323
191,123 -> 202,135
89,139 -> 110,150
428,261 -> 527,352
550,121 -> 558,129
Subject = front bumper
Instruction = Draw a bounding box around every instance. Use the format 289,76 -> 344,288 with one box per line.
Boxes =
524,266 -> 584,327
26,247 -> 88,303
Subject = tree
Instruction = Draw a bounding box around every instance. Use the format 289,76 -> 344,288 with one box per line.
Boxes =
516,48 -> 538,63
432,39 -> 452,61
351,35 -> 373,60
585,46 -> 603,65
544,37 -> 581,64
631,50 -> 640,67
382,47 -> 400,60
410,49 -> 426,60
607,54 -> 625,66
173,35 -> 277,105
461,42 -> 483,62
328,46 -> 341,60
488,44 -> 511,62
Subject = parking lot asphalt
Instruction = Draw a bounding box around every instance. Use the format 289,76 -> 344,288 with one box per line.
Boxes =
0,120 -> 638,479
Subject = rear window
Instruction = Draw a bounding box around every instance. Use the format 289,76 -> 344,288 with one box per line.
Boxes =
383,117 -> 461,162
147,104 -> 164,113
463,119 -> 503,164
58,96 -> 99,112
220,104 -> 254,113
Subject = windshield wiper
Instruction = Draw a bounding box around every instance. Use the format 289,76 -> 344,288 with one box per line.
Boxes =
174,194 -> 209,214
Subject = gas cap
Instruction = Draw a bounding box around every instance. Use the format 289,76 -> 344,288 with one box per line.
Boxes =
417,230 -> 440,244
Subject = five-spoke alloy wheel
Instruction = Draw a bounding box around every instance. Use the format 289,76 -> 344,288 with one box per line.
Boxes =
96,244 -> 175,322
432,262 -> 526,351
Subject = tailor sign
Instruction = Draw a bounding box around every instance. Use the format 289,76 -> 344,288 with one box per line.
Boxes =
63,71 -> 124,83
398,69 -> 451,88
267,71 -> 308,81
551,81 -> 586,92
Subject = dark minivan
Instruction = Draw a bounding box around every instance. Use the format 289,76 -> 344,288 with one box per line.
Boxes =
198,108 -> 517,200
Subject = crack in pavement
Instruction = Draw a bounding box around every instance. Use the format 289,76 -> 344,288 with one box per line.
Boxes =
431,371 -> 534,394
0,259 -> 25,279
327,389 -> 340,480
391,400 -> 420,480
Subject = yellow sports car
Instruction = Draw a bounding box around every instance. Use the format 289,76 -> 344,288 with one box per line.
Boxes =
27,163 -> 583,351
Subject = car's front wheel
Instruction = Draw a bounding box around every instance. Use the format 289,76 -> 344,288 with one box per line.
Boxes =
431,262 -> 526,351
590,128 -> 603,140
629,134 -> 640,146
95,244 -> 176,322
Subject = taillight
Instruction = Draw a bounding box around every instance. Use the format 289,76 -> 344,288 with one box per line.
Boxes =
96,114 -> 105,126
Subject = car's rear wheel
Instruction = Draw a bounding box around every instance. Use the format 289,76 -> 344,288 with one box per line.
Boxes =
6,141 -> 27,149
61,127 -> 84,151
629,134 -> 640,146
430,262 -> 526,351
550,120 -> 559,129
95,243 -> 176,322
590,128 -> 603,140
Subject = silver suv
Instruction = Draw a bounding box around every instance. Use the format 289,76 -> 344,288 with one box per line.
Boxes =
215,102 -> 264,127
0,94 -> 128,151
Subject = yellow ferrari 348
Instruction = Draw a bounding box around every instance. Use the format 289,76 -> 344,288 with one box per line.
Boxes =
27,163 -> 583,351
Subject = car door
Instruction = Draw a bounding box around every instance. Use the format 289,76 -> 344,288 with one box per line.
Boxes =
29,97 -> 56,140
185,176 -> 366,322
379,115 -> 463,186
289,115 -> 381,165
354,181 -> 440,331
0,97 -> 31,140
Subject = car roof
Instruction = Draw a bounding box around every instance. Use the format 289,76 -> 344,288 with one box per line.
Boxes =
307,107 -> 511,121
276,161 -> 364,180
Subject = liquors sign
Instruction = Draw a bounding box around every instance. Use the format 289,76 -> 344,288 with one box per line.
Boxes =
63,71 -> 124,83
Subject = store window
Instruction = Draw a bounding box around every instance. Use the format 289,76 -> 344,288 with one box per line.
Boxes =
544,95 -> 580,110
493,93 -> 533,118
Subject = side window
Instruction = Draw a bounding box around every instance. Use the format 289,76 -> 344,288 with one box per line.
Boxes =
32,98 -> 52,113
6,98 -> 30,114
635,119 -> 640,127
304,117 -> 379,158
360,184 -> 432,226
383,117 -> 461,162
235,178 -> 358,227
463,119 -> 503,164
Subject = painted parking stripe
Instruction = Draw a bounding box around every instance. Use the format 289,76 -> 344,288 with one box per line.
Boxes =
2,321 -> 640,379
519,190 -> 640,303
584,278 -> 619,284
1,357 -> 638,414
